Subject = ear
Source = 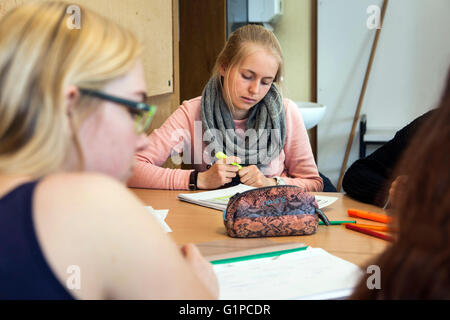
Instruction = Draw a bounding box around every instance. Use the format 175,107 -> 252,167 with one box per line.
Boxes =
219,64 -> 228,78
64,85 -> 80,116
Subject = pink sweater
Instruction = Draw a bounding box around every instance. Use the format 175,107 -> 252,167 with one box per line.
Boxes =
128,97 -> 323,191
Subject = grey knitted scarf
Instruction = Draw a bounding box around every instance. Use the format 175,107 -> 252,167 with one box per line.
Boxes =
201,77 -> 286,167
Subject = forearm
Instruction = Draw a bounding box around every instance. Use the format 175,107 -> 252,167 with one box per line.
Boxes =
128,161 -> 191,190
281,174 -> 323,192
342,112 -> 431,204
128,109 -> 195,189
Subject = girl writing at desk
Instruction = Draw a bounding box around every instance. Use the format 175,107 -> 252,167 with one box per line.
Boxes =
129,25 -> 323,191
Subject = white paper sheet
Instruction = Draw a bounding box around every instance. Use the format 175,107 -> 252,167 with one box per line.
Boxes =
178,184 -> 255,211
178,184 -> 338,211
213,247 -> 363,300
145,206 -> 172,232
314,195 -> 338,209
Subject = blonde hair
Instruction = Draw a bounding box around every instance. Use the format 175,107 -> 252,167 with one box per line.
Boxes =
0,1 -> 141,178
212,24 -> 284,109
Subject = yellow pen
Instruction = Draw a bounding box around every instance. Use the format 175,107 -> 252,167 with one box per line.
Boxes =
215,152 -> 242,170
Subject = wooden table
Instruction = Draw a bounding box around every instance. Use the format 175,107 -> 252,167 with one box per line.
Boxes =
131,189 -> 390,268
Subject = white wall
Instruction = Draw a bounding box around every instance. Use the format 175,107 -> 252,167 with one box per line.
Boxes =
274,0 -> 313,102
317,0 -> 450,188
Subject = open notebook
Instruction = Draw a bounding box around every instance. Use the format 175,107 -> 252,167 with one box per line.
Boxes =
212,246 -> 363,300
178,184 -> 338,211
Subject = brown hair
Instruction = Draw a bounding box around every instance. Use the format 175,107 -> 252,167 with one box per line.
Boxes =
212,24 -> 284,110
351,72 -> 450,299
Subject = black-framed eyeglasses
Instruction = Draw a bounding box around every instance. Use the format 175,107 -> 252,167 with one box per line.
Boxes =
79,88 -> 157,133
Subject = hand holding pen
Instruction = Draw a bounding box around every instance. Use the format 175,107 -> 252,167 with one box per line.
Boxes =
215,152 -> 242,169
196,153 -> 242,189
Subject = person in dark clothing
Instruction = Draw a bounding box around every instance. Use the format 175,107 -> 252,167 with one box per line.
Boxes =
342,109 -> 435,207
320,172 -> 337,192
351,73 -> 449,299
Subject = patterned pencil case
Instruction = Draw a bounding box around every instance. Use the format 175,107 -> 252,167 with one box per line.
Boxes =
223,185 -> 330,238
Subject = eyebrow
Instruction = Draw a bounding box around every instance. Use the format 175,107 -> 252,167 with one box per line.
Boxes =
242,69 -> 275,80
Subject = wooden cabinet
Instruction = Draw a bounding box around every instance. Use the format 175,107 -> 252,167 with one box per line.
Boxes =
179,0 -> 227,102
0,0 -> 174,97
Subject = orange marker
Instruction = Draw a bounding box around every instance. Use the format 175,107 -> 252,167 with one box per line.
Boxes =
347,209 -> 392,224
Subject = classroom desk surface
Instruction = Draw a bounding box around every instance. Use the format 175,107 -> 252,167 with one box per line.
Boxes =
130,189 -> 390,268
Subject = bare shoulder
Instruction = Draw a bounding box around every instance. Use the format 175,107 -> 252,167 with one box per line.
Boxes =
37,171 -> 125,190
32,173 -> 212,299
34,171 -> 153,239
35,172 -> 138,209
32,173 -> 162,299
34,172 -> 152,231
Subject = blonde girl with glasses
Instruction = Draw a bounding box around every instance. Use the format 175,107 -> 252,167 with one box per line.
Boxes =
0,2 -> 217,299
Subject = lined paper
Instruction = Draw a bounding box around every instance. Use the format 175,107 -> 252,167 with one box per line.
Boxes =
213,247 -> 363,300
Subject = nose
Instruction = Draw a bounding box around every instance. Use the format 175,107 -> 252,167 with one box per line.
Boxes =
249,80 -> 259,95
135,133 -> 150,153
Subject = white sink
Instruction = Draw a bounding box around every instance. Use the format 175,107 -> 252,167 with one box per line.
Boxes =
295,102 -> 327,130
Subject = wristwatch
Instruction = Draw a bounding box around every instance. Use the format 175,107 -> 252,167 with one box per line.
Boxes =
188,170 -> 199,190
273,176 -> 286,186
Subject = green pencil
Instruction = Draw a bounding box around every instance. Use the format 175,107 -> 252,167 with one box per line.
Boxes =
319,220 -> 356,225
210,246 -> 309,265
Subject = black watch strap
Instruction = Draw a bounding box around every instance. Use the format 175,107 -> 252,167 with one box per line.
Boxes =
188,170 -> 199,190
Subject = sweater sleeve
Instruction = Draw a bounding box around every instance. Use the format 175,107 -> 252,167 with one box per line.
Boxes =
127,100 -> 199,190
280,99 -> 323,192
342,109 -> 435,206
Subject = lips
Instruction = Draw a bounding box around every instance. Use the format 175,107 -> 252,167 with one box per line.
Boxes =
241,96 -> 256,104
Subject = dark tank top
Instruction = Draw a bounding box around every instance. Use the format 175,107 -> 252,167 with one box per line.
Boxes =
0,181 -> 74,299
